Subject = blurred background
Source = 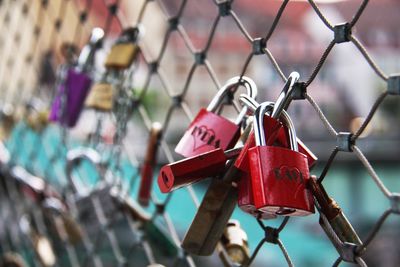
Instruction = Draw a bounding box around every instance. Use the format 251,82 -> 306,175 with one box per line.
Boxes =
0,0 -> 399,266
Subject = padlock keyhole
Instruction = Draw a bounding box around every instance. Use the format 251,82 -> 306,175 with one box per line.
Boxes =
162,172 -> 169,185
275,208 -> 296,215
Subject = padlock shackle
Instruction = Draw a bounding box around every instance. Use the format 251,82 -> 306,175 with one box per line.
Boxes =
65,147 -> 103,196
239,95 -> 298,151
117,25 -> 144,44
270,72 -> 299,119
206,76 -> 257,125
77,27 -> 105,72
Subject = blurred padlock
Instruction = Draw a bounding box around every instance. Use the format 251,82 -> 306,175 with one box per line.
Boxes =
175,76 -> 257,158
66,147 -> 119,236
0,103 -> 16,139
19,214 -> 56,267
138,122 -> 163,206
49,28 -> 104,127
9,166 -> 83,245
105,27 -> 142,69
85,82 -> 114,111
26,109 -> 49,132
219,220 -> 250,265
308,176 -> 364,258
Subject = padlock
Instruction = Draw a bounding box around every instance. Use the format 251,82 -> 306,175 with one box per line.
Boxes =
65,147 -> 119,236
49,28 -> 104,127
26,109 -> 49,132
85,82 -> 114,111
138,122 -> 163,206
104,27 -> 142,69
181,124 -> 253,256
308,176 -> 364,258
158,147 -> 242,193
219,220 -> 250,265
248,102 -> 314,216
116,196 -> 178,257
0,103 -> 16,140
19,214 -> 56,267
175,76 -> 257,158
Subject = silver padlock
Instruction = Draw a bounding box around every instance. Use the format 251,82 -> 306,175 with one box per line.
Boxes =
65,147 -> 119,234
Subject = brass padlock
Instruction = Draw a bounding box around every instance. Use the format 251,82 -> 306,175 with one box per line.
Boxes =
220,220 -> 250,265
104,27 -> 141,69
0,104 -> 16,139
85,82 -> 114,111
26,109 -> 49,132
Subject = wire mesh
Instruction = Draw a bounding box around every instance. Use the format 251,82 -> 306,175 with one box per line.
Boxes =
0,0 -> 399,266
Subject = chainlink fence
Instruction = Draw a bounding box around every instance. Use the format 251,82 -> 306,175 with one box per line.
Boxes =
0,0 -> 399,266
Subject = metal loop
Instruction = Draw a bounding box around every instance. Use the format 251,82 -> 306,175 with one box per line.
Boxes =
206,76 -> 257,125
239,94 -> 298,151
65,147 -> 103,196
271,71 -> 300,119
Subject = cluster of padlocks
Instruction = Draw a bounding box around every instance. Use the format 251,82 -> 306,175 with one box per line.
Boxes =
0,22 -> 366,267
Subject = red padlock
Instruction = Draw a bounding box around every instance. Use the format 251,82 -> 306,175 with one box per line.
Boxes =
158,147 -> 242,193
175,76 -> 257,158
248,102 -> 314,216
237,104 -> 290,219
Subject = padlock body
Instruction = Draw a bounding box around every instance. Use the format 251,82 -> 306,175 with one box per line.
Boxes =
237,174 -> 276,220
158,148 -> 227,193
85,82 -> 114,111
175,108 -> 240,158
248,146 -> 314,216
49,69 -> 92,127
235,116 -> 284,172
104,43 -> 138,69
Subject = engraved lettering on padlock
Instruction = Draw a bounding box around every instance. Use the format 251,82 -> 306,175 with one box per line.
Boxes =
191,125 -> 221,150
175,76 -> 257,158
273,166 -> 305,184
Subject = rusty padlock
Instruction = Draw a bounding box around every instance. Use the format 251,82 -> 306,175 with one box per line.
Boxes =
248,102 -> 314,216
219,220 -> 250,265
49,28 -> 104,127
175,76 -> 257,158
104,26 -> 142,69
138,122 -> 163,206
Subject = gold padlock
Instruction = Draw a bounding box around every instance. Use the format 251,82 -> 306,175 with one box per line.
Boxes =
85,83 -> 114,111
105,43 -> 138,69
220,220 -> 250,265
0,105 -> 16,140
26,109 -> 49,132
104,27 -> 141,69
